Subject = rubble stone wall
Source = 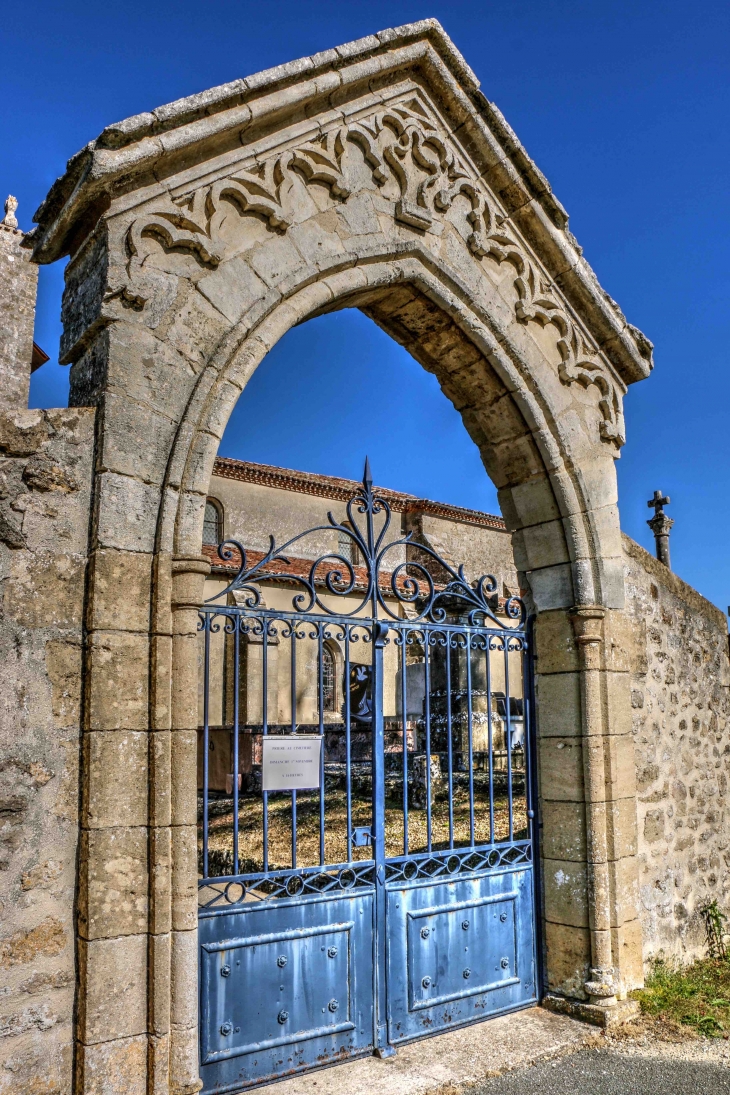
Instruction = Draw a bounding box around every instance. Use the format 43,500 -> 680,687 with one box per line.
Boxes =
0,407 -> 94,1095
624,534 -> 730,964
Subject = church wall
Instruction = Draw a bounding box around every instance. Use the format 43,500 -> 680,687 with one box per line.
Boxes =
623,534 -> 730,965
407,511 -> 518,598
0,406 -> 95,1095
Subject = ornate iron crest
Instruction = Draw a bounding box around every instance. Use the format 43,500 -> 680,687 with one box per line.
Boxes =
206,460 -> 526,629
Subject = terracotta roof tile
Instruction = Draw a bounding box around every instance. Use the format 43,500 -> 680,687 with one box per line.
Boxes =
212,456 -> 507,532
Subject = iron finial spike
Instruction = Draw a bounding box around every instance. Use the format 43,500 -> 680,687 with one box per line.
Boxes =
363,456 -> 372,489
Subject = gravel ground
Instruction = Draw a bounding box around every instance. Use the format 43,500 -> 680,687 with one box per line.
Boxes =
472,1027 -> 730,1095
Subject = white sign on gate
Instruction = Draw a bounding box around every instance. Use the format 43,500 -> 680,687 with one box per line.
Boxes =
261,735 -> 322,792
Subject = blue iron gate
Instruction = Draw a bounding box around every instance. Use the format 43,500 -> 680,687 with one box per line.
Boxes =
197,463 -> 539,1092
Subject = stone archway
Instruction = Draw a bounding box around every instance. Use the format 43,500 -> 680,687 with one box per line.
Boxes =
29,20 -> 651,1095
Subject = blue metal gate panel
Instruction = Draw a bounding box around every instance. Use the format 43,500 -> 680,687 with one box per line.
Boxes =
199,891 -> 374,1092
385,867 -> 536,1043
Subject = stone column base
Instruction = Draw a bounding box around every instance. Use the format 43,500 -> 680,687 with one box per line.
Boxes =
542,993 -> 640,1030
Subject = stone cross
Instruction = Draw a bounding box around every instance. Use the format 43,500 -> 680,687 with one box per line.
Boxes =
2,195 -> 18,229
647,489 -> 673,569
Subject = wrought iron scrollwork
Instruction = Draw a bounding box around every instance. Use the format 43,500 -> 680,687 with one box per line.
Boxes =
206,459 -> 526,629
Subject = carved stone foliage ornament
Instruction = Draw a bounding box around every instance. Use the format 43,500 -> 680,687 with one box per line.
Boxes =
126,96 -> 625,447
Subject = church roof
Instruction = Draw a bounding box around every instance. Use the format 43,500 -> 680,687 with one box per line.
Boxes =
212,456 -> 508,532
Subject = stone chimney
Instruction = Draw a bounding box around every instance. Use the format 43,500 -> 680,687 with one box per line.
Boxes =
0,195 -> 39,409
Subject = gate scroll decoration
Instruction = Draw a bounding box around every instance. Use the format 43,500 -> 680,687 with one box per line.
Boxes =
197,461 -> 539,1092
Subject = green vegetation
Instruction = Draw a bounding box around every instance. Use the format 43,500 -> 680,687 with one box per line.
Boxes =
633,955 -> 730,1038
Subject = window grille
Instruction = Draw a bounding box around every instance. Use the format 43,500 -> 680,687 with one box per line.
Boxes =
203,500 -> 221,546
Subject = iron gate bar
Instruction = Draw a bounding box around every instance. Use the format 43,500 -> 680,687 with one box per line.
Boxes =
424,637 -> 432,853
345,628 -> 352,864
504,637 -> 513,843
371,619 -> 393,1057
233,621 -> 240,874
262,626 -> 269,873
202,621 -> 210,880
400,635 -> 408,857
446,636 -> 454,848
317,625 -> 325,866
466,640 -> 474,846
486,637 -> 494,843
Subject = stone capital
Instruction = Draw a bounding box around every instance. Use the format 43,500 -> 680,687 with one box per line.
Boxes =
569,605 -> 606,646
647,513 -> 674,537
171,554 -> 211,611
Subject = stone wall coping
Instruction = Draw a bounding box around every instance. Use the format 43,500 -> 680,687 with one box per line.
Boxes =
212,456 -> 509,532
26,19 -> 652,385
622,532 -> 727,629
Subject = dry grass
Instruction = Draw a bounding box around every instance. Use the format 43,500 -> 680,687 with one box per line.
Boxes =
200,783 -> 527,875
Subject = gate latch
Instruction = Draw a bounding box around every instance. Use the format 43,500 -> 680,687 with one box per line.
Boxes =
352,827 -> 372,847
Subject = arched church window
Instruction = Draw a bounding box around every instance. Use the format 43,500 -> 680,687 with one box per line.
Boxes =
322,644 -> 336,713
338,524 -> 360,566
203,499 -> 222,546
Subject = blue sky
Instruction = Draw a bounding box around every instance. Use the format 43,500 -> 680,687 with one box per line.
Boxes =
3,1 -> 728,612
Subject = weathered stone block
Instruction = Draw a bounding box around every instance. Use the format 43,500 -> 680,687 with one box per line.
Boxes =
4,552 -> 85,629
88,550 -> 153,633
76,1034 -> 147,1095
605,796 -> 639,860
540,801 -> 586,862
84,731 -> 148,828
643,808 -> 666,844
612,916 -> 644,992
45,639 -> 82,726
197,256 -> 269,325
171,825 -> 198,931
78,827 -> 149,940
0,1029 -> 73,1095
544,921 -> 591,998
534,610 -> 579,674
606,733 -> 637,797
539,738 -> 584,802
525,562 -> 574,611
95,472 -> 161,554
0,917 -> 68,968
150,827 -> 172,936
608,853 -> 640,928
535,671 -> 582,736
500,477 -> 561,530
542,858 -> 589,928
150,730 -> 171,828
521,518 -> 571,571
171,730 -> 198,827
78,935 -> 147,1042
0,409 -> 49,456
170,928 -> 198,1029
87,631 -> 149,731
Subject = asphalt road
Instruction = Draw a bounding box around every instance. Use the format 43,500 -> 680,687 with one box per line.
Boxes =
472,1047 -> 730,1095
